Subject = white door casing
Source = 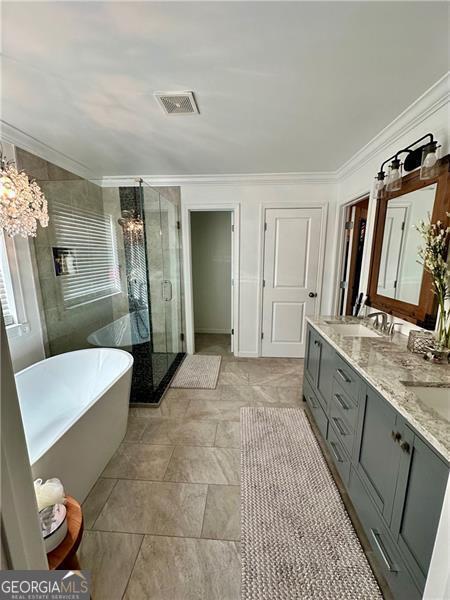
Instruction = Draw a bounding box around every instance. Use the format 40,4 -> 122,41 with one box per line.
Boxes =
230,211 -> 235,353
261,207 -> 322,357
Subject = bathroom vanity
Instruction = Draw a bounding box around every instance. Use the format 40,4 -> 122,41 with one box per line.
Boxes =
303,317 -> 449,600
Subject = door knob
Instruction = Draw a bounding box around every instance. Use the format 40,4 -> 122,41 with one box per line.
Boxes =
309,292 -> 318,298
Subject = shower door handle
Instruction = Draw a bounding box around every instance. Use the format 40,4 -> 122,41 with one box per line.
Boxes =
162,280 -> 173,301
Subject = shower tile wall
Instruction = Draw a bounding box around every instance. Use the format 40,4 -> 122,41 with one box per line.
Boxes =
15,148 -> 124,356
144,187 -> 166,353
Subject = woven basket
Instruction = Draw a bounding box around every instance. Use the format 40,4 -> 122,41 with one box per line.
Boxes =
407,330 -> 436,354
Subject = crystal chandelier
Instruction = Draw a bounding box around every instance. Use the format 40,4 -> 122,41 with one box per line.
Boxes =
0,152 -> 49,237
118,210 -> 144,241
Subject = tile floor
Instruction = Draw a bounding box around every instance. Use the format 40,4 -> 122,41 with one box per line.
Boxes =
79,334 -> 389,599
79,334 -> 304,600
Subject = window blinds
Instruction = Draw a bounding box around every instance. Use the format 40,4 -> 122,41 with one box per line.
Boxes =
0,234 -> 15,326
53,202 -> 122,309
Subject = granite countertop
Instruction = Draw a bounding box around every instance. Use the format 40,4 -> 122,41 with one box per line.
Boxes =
306,316 -> 450,463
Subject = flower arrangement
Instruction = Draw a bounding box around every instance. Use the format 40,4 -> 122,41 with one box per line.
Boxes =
415,213 -> 450,350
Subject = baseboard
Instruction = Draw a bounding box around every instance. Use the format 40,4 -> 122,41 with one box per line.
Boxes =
235,351 -> 260,358
195,329 -> 231,335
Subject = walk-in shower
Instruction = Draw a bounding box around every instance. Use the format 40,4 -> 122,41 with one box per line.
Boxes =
16,147 -> 185,405
88,179 -> 185,403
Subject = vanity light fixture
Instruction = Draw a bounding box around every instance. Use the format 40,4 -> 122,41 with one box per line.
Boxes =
0,147 -> 49,237
374,133 -> 440,197
420,140 -> 440,180
385,158 -> 402,192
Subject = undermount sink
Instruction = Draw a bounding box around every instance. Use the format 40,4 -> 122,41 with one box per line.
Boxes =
405,385 -> 450,422
325,322 -> 380,338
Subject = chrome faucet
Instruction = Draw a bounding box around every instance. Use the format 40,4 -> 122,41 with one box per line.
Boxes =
386,315 -> 403,336
366,311 -> 388,331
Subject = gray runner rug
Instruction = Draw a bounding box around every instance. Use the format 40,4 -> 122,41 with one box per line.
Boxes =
241,407 -> 383,600
171,354 -> 222,389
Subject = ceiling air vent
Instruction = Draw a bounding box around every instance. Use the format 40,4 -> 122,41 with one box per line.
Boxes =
154,91 -> 199,115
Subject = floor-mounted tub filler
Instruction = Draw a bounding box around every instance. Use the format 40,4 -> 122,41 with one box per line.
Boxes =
15,348 -> 133,502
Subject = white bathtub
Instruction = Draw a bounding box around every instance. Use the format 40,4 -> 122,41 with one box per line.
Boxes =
87,309 -> 150,348
15,348 -> 133,502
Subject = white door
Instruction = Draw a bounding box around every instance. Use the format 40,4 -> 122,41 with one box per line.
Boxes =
261,208 -> 322,357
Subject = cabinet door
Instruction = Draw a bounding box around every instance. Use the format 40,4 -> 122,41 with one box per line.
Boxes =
316,337 -> 334,412
305,326 -> 321,385
355,386 -> 402,523
391,427 -> 448,591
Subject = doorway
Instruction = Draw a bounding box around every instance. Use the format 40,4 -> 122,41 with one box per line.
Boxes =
338,196 -> 369,316
190,211 -> 234,355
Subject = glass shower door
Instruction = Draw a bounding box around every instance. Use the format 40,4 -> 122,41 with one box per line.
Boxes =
142,183 -> 184,400
159,192 -> 184,369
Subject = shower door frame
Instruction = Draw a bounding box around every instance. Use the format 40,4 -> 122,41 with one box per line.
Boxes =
182,203 -> 240,356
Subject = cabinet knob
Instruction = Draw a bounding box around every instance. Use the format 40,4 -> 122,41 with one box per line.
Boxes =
391,430 -> 402,443
400,441 -> 410,454
309,292 -> 318,298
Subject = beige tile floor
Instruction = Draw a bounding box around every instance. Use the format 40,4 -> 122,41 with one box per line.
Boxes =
79,334 -> 389,599
79,334 -> 304,600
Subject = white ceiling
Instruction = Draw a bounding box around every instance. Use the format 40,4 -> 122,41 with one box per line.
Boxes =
2,2 -> 448,177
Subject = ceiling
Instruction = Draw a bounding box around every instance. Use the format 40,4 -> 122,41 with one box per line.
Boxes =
2,2 -> 448,177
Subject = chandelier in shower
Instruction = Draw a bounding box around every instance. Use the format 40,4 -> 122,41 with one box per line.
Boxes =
118,210 -> 144,241
0,150 -> 49,237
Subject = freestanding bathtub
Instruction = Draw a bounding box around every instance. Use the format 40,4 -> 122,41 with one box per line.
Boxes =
15,348 -> 133,502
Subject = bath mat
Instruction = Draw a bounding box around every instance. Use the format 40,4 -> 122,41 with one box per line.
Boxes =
241,407 -> 383,600
171,354 -> 222,389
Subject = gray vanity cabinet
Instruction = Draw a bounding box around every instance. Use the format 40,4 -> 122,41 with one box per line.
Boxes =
316,338 -> 334,411
305,326 -> 334,412
303,322 -> 449,600
355,385 -> 403,524
390,427 -> 448,591
305,326 -> 321,387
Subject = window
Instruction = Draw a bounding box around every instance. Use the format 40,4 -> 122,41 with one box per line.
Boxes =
0,232 -> 18,326
53,202 -> 122,309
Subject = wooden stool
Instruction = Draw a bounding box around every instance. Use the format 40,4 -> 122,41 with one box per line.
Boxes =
47,496 -> 84,570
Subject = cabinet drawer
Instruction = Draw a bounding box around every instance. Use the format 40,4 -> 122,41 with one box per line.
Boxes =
303,378 -> 328,440
331,378 -> 359,433
326,423 -> 351,485
334,354 -> 360,403
329,410 -> 355,458
348,468 -> 421,600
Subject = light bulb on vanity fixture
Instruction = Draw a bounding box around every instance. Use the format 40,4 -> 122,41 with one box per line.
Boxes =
373,171 -> 385,198
420,141 -> 440,180
385,158 -> 402,192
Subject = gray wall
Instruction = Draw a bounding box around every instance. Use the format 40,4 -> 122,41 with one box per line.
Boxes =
191,211 -> 231,334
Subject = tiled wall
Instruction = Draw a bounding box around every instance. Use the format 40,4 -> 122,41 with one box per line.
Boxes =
15,148 -> 129,356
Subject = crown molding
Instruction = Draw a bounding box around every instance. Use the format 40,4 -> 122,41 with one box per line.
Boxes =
337,72 -> 450,181
100,171 -> 337,188
0,121 -> 98,181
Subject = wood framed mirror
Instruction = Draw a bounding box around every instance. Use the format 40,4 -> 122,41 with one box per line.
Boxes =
367,155 -> 450,328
